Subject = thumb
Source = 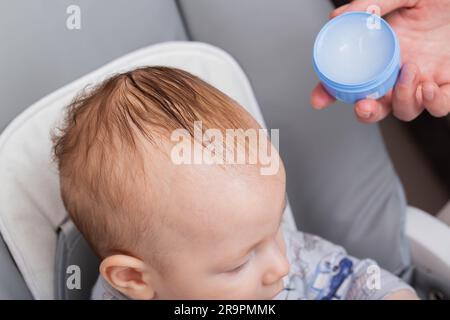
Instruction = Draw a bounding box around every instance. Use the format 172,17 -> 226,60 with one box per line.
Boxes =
331,0 -> 419,18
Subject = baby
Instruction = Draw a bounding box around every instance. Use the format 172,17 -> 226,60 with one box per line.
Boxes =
52,66 -> 417,300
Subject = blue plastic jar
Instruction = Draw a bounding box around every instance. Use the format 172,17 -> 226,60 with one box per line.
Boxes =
313,11 -> 401,104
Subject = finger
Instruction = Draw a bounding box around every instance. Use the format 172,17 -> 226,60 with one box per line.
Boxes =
330,0 -> 419,18
311,83 -> 336,110
354,95 -> 392,123
422,82 -> 450,117
392,63 -> 424,121
330,3 -> 350,19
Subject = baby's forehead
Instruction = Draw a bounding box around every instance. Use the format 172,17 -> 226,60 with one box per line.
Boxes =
158,162 -> 283,226
134,132 -> 285,229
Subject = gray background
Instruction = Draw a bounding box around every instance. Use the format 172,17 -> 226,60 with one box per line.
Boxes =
0,0 -> 187,131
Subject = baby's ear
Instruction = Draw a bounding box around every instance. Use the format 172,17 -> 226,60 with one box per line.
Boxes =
100,255 -> 155,300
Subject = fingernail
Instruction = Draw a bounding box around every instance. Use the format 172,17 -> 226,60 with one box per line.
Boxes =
423,85 -> 435,101
399,66 -> 415,85
312,98 -> 326,110
357,106 -> 372,118
359,111 -> 372,118
312,103 -> 321,110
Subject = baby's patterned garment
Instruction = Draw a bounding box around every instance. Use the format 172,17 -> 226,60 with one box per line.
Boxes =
274,228 -> 414,300
91,227 -> 414,300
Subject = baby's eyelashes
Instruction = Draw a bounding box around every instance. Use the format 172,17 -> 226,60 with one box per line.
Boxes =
226,260 -> 249,273
225,251 -> 256,274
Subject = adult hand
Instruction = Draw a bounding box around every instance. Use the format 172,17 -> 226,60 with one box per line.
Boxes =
311,0 -> 450,123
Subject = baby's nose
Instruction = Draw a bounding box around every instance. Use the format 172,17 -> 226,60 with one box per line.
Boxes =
262,247 -> 290,286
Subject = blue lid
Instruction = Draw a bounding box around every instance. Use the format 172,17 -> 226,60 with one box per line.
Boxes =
313,11 -> 399,88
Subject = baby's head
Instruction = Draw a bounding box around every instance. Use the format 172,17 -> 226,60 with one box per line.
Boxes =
53,66 -> 289,299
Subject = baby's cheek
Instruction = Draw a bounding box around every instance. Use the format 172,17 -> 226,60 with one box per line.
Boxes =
170,278 -> 219,299
213,273 -> 262,299
221,280 -> 262,299
277,229 -> 287,255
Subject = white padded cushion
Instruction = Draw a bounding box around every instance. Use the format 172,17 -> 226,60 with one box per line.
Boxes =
0,41 -> 296,299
